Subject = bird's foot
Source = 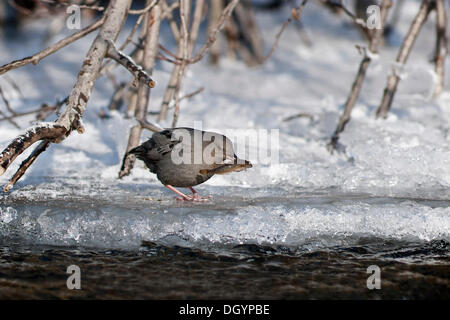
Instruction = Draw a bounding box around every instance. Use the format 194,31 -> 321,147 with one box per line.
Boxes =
175,194 -> 211,202
175,196 -> 190,201
166,185 -> 211,202
191,193 -> 211,202
188,187 -> 211,202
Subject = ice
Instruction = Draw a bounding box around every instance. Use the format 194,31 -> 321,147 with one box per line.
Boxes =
0,189 -> 449,249
0,1 -> 449,251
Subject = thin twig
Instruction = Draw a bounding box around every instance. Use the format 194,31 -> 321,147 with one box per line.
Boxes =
324,0 -> 371,39
162,0 -> 180,42
3,74 -> 24,98
148,87 -> 204,115
433,0 -> 447,97
0,85 -> 20,129
156,54 -> 182,65
376,0 -> 434,118
39,0 -> 105,12
208,0 -> 223,64
128,0 -> 160,15
0,15 -> 106,76
234,1 -> 265,63
188,0 -> 241,64
262,0 -> 308,63
0,85 -> 16,115
329,0 -> 392,151
282,112 -> 314,122
0,98 -> 66,123
159,43 -> 183,60
107,83 -> 128,111
138,119 -> 164,132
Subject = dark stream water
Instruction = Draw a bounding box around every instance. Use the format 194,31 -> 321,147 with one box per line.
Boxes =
0,240 -> 448,299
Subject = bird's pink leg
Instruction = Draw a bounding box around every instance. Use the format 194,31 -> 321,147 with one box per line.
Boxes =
165,185 -> 193,201
189,187 -> 211,202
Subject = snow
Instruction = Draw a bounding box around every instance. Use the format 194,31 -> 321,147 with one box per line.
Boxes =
0,1 -> 449,250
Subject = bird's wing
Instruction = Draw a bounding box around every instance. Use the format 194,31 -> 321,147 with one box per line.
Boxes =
202,133 -> 236,164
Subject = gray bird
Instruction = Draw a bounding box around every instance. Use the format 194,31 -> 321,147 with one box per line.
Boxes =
129,128 -> 252,201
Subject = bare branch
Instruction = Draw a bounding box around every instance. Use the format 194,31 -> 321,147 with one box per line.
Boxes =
180,87 -> 205,101
0,123 -> 66,176
208,0 -> 223,64
158,43 -> 183,60
128,0 -> 160,15
0,0 -> 132,189
188,0 -> 241,64
283,112 -> 314,122
0,85 -> 16,115
162,0 -> 180,42
329,0 -> 392,152
156,54 -> 182,65
171,0 -> 191,128
0,15 -> 105,76
39,0 -> 105,12
0,96 -> 67,123
138,119 -> 164,132
0,85 -> 20,129
433,0 -> 447,97
3,141 -> 51,193
188,0 -> 205,54
148,87 -> 204,115
234,2 -> 265,63
332,0 -> 368,28
3,74 -> 24,98
119,1 -> 163,178
262,1 -> 308,63
119,11 -> 146,51
107,83 -> 128,111
106,39 -> 156,88
159,0 -> 239,121
376,0 -> 434,118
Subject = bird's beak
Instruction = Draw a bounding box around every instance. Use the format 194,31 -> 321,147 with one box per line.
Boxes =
235,158 -> 252,169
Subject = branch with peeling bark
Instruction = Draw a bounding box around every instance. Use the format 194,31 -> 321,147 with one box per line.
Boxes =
0,0 -> 133,191
106,39 -> 156,88
0,123 -> 67,176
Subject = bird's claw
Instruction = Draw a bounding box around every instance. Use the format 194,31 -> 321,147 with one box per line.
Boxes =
191,193 -> 211,202
175,194 -> 211,202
